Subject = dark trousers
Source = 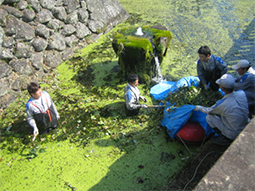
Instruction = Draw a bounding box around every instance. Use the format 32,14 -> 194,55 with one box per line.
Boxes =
125,105 -> 140,116
200,68 -> 222,91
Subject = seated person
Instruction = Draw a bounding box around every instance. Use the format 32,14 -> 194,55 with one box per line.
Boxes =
194,74 -> 250,145
124,74 -> 147,116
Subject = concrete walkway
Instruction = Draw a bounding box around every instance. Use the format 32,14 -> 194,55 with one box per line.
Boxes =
195,117 -> 255,190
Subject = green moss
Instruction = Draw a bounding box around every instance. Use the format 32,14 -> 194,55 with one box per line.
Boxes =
117,36 -> 153,58
150,28 -> 172,45
115,26 -> 172,56
113,26 -> 172,83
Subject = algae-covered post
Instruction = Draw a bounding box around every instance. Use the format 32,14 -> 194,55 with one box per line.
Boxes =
112,26 -> 172,84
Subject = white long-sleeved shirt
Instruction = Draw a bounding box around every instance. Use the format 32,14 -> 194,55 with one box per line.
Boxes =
123,83 -> 141,110
26,91 -> 59,131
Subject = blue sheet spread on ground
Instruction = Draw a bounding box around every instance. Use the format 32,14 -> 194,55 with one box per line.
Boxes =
150,76 -> 214,138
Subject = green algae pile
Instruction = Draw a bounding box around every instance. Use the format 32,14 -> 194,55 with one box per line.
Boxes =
1,0 -> 254,190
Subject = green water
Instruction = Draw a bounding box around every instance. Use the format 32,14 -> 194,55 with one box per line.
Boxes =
0,0 -> 254,190
120,0 -> 254,79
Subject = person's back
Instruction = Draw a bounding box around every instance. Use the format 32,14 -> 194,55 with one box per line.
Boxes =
210,90 -> 249,139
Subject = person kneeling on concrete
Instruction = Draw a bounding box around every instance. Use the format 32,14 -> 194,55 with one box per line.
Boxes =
124,74 -> 147,116
194,74 -> 250,145
26,82 -> 60,137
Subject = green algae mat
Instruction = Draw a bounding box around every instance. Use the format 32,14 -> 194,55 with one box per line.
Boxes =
0,29 -> 198,191
1,135 -> 194,190
1,0 -> 254,190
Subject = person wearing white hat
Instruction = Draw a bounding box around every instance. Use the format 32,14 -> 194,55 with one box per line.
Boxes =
197,46 -> 228,91
232,59 -> 255,117
194,74 -> 250,145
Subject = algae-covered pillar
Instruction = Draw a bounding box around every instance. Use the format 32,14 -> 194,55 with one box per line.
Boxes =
112,25 -> 172,84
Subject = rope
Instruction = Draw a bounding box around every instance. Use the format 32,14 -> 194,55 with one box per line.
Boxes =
176,134 -> 192,155
183,151 -> 215,191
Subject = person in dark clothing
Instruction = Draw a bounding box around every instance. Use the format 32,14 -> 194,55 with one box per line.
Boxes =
197,46 -> 228,91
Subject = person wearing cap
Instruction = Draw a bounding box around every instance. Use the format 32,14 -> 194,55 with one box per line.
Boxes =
232,59 -> 255,117
194,74 -> 249,145
124,74 -> 148,116
197,46 -> 228,91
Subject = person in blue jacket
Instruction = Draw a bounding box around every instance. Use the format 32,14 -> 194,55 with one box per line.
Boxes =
124,74 -> 147,116
232,59 -> 255,117
197,46 -> 228,91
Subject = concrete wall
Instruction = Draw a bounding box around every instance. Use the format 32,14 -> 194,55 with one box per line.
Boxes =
195,117 -> 255,191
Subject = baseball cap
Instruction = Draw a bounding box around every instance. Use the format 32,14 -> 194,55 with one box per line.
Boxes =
232,60 -> 250,70
216,74 -> 235,89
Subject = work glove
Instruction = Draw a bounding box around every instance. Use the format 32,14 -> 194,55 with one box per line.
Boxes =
204,84 -> 210,91
140,96 -> 147,103
194,105 -> 212,114
194,105 -> 203,111
33,127 -> 39,137
140,104 -> 148,109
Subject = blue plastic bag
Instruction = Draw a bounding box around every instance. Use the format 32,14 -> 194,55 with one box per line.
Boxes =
150,81 -> 177,100
175,76 -> 200,88
150,76 -> 200,100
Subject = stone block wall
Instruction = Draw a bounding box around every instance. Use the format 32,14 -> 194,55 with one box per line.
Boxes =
0,0 -> 129,108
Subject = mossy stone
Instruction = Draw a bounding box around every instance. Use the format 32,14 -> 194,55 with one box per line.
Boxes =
112,26 -> 172,83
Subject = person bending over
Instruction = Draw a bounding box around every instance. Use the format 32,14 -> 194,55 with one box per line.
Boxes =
197,46 -> 228,91
194,74 -> 249,145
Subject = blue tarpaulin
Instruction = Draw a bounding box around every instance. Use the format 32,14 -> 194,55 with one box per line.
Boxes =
161,105 -> 214,138
150,76 -> 200,100
151,76 -> 216,138
175,76 -> 200,88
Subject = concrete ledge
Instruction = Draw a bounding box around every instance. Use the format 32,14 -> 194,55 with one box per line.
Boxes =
195,117 -> 255,190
